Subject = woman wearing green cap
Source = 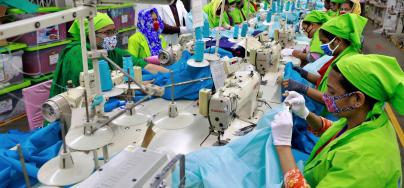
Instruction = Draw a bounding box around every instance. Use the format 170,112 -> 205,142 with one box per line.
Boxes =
271,54 -> 403,187
289,10 -> 330,65
128,8 -> 168,59
229,0 -> 256,24
203,0 -> 237,29
50,12 -> 168,97
283,14 -> 367,106
327,0 -> 345,17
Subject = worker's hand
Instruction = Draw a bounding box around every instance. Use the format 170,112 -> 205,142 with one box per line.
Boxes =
292,66 -> 309,79
271,110 -> 293,146
282,79 -> 309,94
292,50 -> 301,57
284,91 -> 310,119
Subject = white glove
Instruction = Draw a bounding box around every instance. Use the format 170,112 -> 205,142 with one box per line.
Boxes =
271,110 -> 293,146
281,48 -> 294,56
284,91 -> 310,119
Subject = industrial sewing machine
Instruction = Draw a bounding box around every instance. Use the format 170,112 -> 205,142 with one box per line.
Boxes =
158,33 -> 195,66
274,20 -> 296,48
249,41 -> 282,75
202,70 -> 261,145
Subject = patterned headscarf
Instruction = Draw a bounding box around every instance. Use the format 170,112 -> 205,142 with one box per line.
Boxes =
137,8 -> 165,56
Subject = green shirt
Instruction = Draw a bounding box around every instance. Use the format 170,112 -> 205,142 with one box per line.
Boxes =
127,32 -> 167,59
304,102 -> 402,187
50,41 -> 147,97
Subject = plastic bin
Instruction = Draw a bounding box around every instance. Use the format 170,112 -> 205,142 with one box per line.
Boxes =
0,50 -> 24,89
99,4 -> 135,30
0,80 -> 31,124
12,13 -> 67,46
22,40 -> 70,77
117,28 -> 136,49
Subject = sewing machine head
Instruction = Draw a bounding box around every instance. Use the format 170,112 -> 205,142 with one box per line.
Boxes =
249,41 -> 282,75
208,71 -> 261,133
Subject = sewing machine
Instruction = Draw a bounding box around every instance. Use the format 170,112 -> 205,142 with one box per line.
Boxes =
274,21 -> 296,48
158,33 -> 195,66
206,70 -> 261,137
249,41 -> 282,75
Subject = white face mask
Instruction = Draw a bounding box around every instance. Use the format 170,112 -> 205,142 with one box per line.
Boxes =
101,35 -> 117,51
229,5 -> 236,12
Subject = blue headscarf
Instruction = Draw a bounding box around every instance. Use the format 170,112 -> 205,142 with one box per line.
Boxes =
137,8 -> 165,56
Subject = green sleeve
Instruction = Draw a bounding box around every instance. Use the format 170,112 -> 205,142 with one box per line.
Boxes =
229,8 -> 244,24
112,47 -> 148,68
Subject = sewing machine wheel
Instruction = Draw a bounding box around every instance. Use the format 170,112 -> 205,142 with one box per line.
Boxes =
65,126 -> 113,151
38,152 -> 94,186
154,112 -> 195,130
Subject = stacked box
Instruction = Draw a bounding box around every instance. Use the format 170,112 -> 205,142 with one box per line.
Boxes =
0,50 -> 24,89
22,40 -> 70,77
0,81 -> 30,124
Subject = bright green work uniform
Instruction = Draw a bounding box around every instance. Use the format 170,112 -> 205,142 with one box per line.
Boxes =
50,41 -> 147,97
203,0 -> 232,28
304,103 -> 402,187
127,32 -> 167,59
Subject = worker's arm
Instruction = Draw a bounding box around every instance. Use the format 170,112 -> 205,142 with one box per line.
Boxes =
292,50 -> 307,62
306,72 -> 320,85
144,64 -> 169,74
276,146 -> 298,173
306,87 -> 324,104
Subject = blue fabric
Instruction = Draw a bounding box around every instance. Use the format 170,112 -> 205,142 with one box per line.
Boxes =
171,107 -> 308,188
0,130 -> 31,150
137,8 -> 164,56
0,122 -> 62,188
205,37 -> 245,57
134,51 -> 215,101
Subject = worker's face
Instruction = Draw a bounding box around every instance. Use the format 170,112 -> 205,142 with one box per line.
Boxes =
340,3 -> 353,14
237,0 -> 245,8
319,32 -> 344,55
324,0 -> 331,10
302,23 -> 320,38
228,2 -> 237,12
330,2 -> 339,11
324,70 -> 365,116
95,24 -> 117,50
151,11 -> 160,31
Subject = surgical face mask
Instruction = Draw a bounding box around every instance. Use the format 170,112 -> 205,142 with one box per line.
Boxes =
229,6 -> 236,12
320,37 -> 340,56
322,92 -> 359,113
101,35 -> 117,51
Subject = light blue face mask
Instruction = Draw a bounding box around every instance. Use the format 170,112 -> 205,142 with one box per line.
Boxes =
320,37 -> 340,56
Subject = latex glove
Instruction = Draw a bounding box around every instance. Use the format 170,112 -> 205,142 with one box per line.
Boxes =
284,91 -> 310,119
292,66 -> 309,79
271,110 -> 293,146
282,79 -> 309,94
91,95 -> 104,110
281,48 -> 294,56
180,26 -> 192,34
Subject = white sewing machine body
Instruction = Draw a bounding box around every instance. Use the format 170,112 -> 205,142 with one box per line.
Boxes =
208,70 -> 261,132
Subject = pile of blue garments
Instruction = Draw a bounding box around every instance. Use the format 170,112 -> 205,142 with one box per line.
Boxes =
0,122 -> 62,187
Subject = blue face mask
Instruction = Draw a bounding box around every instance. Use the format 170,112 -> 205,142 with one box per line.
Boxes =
321,37 -> 340,56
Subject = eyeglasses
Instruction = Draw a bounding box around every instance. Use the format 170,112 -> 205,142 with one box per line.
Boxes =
96,30 -> 118,37
302,24 -> 313,35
